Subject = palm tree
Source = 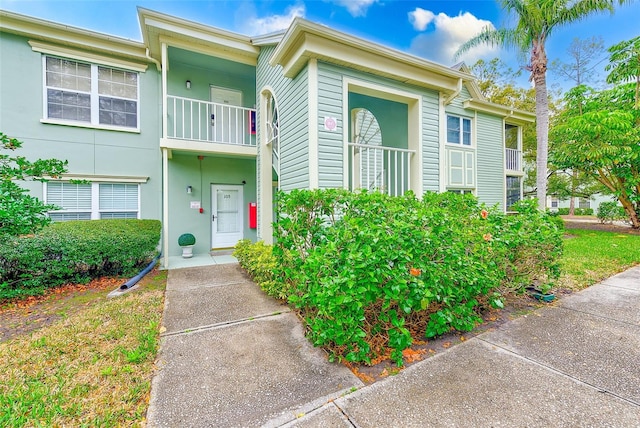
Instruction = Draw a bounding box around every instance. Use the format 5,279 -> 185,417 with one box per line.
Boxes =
455,0 -> 631,210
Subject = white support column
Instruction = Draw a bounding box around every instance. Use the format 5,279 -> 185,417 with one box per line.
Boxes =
258,90 -> 274,244
308,58 -> 319,189
161,42 -> 168,140
408,97 -> 423,196
162,147 -> 170,268
438,94 -> 447,193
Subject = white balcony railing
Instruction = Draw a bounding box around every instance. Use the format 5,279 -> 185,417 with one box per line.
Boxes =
348,143 -> 415,197
505,148 -> 522,171
167,95 -> 256,146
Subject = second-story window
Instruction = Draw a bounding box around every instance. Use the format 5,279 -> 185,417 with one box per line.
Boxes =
446,115 -> 471,145
45,56 -> 139,129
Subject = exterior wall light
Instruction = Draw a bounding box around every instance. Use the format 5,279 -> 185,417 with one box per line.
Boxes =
186,80 -> 191,89
186,185 -> 193,194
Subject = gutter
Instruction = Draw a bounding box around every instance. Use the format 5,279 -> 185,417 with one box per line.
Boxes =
443,78 -> 463,105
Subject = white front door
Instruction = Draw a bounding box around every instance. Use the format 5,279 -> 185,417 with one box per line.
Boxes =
211,184 -> 244,249
210,86 -> 242,143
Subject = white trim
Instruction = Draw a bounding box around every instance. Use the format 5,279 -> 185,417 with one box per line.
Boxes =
438,93 -> 447,192
162,148 -> 170,268
342,77 -> 423,195
161,42 -> 168,140
29,40 -> 148,72
52,174 -> 149,183
39,119 -> 141,134
308,58 -> 319,188
258,86 -> 276,244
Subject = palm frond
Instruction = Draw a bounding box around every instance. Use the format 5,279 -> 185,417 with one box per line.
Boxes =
454,28 -> 522,60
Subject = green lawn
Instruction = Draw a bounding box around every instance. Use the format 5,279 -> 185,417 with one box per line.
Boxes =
0,270 -> 166,427
559,228 -> 640,290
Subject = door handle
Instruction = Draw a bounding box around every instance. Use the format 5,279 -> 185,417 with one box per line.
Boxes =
212,214 -> 216,221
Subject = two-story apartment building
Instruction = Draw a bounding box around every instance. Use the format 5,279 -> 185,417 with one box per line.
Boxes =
0,8 -> 534,268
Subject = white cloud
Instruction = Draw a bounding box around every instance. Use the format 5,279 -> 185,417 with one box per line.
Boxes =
408,8 -> 435,31
245,4 -> 305,35
408,10 -> 499,66
331,0 -> 378,17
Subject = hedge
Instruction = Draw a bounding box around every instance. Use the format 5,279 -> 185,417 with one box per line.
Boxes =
236,190 -> 563,365
556,207 -> 594,216
0,219 -> 161,300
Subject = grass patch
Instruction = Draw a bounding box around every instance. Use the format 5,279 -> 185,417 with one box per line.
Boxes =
559,229 -> 640,290
0,270 -> 166,427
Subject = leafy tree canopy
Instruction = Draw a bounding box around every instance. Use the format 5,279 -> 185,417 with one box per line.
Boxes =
550,37 -> 640,228
0,132 -> 68,235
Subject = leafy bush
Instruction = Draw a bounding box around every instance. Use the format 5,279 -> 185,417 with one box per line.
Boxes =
1,133 -> 68,236
575,208 -> 594,215
178,233 -> 196,246
268,189 -> 562,365
557,207 -> 594,216
233,239 -> 280,298
0,219 -> 161,300
597,201 -> 626,224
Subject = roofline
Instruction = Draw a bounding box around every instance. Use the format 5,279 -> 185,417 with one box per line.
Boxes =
137,7 -> 259,64
251,30 -> 286,46
271,18 -> 473,83
464,98 -> 535,123
0,9 -> 149,62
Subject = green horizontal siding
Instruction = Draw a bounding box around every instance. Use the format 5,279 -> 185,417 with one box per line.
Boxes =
476,112 -> 504,210
316,62 -> 440,191
256,45 -> 309,191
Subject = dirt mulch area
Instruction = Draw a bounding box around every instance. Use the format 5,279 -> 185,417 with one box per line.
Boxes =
347,291 -> 555,383
0,276 -> 126,343
563,219 -> 640,235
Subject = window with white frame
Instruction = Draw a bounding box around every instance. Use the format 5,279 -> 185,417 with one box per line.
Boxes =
45,56 -> 138,129
448,189 -> 474,195
47,182 -> 139,221
506,176 -> 522,210
446,115 -> 471,145
578,198 -> 591,209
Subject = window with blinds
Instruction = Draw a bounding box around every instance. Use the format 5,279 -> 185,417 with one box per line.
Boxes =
44,56 -> 139,129
98,183 -> 138,219
46,182 -> 139,221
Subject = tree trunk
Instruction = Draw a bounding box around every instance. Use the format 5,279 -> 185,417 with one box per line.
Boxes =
532,41 -> 549,211
620,198 -> 640,229
569,170 -> 577,216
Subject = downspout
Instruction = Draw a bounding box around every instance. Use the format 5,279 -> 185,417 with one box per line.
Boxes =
443,78 -> 463,105
145,48 -> 162,71
107,252 -> 161,297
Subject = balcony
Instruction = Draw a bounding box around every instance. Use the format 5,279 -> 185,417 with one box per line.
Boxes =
166,95 -> 256,147
348,143 -> 415,197
505,148 -> 522,172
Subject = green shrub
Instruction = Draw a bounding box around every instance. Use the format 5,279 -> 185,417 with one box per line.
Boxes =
178,233 -> 196,246
0,219 -> 161,300
597,201 -> 626,224
233,240 -> 280,298
574,208 -> 594,216
270,189 -> 562,365
557,207 -> 594,216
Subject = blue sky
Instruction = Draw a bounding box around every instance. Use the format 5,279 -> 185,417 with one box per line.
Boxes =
1,0 -> 638,88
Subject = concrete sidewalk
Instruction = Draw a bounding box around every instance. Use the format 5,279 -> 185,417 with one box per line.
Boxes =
146,264 -> 362,427
147,264 -> 640,427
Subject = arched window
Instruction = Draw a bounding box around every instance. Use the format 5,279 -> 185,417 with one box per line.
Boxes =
352,108 -> 383,190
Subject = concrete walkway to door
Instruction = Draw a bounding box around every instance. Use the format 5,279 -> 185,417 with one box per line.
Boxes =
146,263 -> 362,427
